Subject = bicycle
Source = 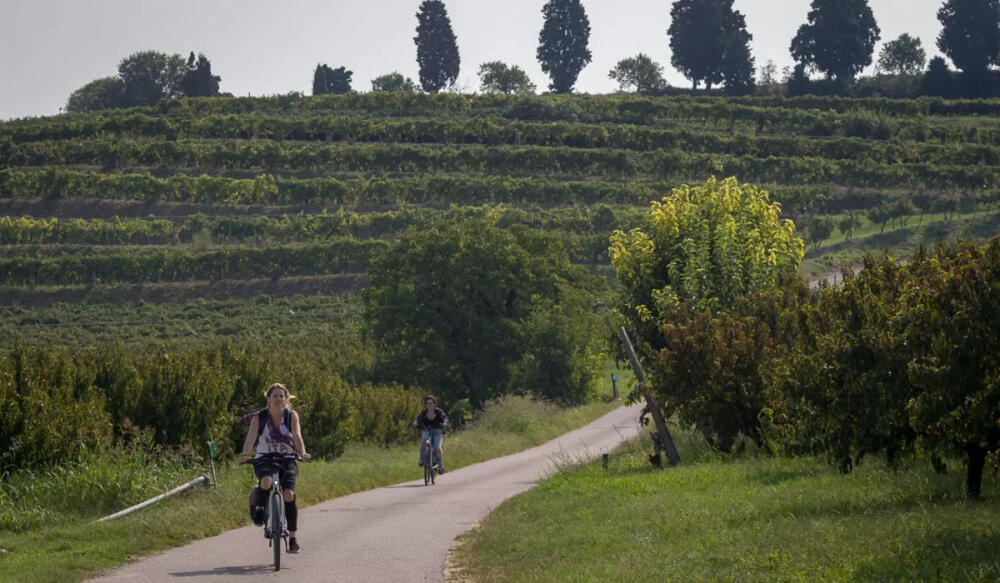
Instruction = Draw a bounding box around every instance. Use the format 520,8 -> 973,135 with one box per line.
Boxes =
421,435 -> 438,486
242,452 -> 305,571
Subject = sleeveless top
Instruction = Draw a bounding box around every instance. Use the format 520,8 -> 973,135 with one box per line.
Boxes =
254,408 -> 296,457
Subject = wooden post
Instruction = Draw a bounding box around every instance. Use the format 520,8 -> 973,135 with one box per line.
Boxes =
618,327 -> 681,466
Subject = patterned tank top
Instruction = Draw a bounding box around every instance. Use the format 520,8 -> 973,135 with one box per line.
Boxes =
254,408 -> 296,457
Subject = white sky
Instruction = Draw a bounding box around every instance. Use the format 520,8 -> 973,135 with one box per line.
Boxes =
0,0 -> 945,120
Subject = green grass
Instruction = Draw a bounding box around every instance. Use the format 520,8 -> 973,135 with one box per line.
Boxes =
449,435 -> 1000,583
799,209 -> 1000,280
0,396 -> 616,583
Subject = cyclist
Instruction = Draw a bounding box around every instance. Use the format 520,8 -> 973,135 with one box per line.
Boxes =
239,383 -> 311,554
413,395 -> 448,473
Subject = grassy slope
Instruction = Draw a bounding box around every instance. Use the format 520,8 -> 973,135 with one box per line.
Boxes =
449,434 -> 1000,583
0,397 -> 616,583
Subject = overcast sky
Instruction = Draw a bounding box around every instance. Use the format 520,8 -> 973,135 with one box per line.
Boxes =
0,0 -> 945,120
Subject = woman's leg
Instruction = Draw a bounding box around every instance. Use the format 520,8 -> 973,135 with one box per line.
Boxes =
431,429 -> 443,468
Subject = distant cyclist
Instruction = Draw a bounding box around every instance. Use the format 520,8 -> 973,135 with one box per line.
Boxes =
239,383 -> 311,554
413,395 -> 448,473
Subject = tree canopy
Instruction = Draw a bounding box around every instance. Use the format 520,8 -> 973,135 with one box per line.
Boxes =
877,33 -> 926,75
937,0 -> 1000,75
313,64 -> 353,95
414,0 -> 460,92
181,52 -> 221,97
790,0 -> 881,81
608,54 -> 666,94
537,0 -> 592,93
117,50 -> 187,107
478,62 -> 536,95
364,218 -> 602,407
65,77 -> 124,113
668,0 -> 754,92
371,72 -> 418,92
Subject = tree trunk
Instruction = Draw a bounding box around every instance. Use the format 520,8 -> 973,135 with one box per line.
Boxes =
966,444 -> 986,500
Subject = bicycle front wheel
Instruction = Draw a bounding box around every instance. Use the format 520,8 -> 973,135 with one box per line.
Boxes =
271,492 -> 282,571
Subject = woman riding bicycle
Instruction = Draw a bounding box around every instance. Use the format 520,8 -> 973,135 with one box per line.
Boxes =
239,383 -> 311,554
413,395 -> 448,473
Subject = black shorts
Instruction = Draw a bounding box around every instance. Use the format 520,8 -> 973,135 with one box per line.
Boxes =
252,457 -> 299,490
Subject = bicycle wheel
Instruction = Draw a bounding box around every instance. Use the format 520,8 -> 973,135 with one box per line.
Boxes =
424,452 -> 431,485
271,492 -> 282,571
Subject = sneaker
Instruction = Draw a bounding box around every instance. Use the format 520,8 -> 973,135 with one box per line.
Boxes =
252,506 -> 265,527
288,538 -> 300,554
418,459 -> 423,466
264,528 -> 271,539
436,464 -> 445,474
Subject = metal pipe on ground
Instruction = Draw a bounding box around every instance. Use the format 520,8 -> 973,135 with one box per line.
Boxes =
96,474 -> 210,523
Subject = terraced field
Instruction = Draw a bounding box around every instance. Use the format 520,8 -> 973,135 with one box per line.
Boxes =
2,92 -> 1000,340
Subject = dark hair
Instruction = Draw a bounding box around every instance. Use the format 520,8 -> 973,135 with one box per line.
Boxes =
423,395 -> 437,405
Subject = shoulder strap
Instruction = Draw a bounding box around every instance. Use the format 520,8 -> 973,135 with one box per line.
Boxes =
256,408 -> 268,438
282,408 -> 292,429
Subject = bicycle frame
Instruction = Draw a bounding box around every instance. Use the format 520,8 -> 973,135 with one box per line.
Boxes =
422,436 -> 436,486
254,453 -> 297,571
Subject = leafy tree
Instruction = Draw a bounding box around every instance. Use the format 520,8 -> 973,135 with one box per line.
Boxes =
364,219 -> 601,407
901,241 -> 1000,498
767,256 -> 915,472
668,0 -> 753,91
477,62 -> 536,95
785,63 -> 812,96
721,25 -> 756,95
117,50 -> 187,107
790,0 -> 881,82
805,215 -> 835,249
921,55 -> 954,97
611,177 -> 804,448
65,77 -> 125,113
937,0 -> 1000,75
371,72 -> 418,92
608,54 -> 666,94
537,0 -> 592,93
877,33 -> 926,75
313,64 -> 353,95
836,211 -> 862,241
181,52 -> 221,97
414,0 -> 460,92
757,60 -> 783,96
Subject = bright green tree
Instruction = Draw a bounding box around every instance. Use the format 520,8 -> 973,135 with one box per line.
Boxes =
414,0 -> 460,92
537,0 -> 592,93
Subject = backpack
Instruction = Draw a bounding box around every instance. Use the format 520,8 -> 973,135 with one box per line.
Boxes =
243,407 -> 291,440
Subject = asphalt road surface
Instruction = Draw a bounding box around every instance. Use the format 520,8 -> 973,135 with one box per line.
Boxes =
90,403 -> 642,583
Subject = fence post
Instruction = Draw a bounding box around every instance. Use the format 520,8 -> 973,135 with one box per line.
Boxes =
618,327 -> 681,466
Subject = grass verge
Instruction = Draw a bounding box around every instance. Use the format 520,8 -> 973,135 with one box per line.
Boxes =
0,396 -> 617,583
449,434 -> 1000,583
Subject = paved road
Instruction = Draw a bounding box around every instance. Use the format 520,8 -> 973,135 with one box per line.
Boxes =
91,404 -> 642,583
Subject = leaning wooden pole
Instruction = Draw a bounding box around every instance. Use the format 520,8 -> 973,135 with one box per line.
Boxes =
618,327 -> 681,466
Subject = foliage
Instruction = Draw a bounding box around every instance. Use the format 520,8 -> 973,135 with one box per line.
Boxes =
668,0 -> 753,92
608,54 -> 665,95
936,0 -> 1000,75
921,56 -> 955,98
313,64 -> 353,95
364,219 -> 602,407
791,0 -> 881,82
181,52 -> 221,98
877,34 -> 926,76
477,62 -> 536,95
414,0 -> 460,92
537,0 -> 592,93
65,77 -> 125,113
371,72 -> 418,92
117,51 -> 187,107
900,241 -> 1000,498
